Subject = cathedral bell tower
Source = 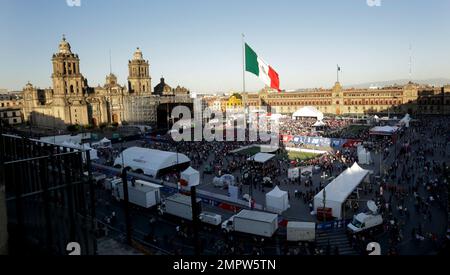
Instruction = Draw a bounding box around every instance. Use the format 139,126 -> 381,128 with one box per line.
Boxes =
128,47 -> 151,95
51,35 -> 89,125
51,35 -> 86,96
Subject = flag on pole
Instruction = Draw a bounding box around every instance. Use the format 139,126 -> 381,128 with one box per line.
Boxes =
245,43 -> 280,91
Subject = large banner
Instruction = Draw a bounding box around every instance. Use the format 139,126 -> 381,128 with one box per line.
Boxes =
283,135 -> 347,148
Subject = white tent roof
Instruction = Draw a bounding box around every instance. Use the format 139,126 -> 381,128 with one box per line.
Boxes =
399,114 -> 411,125
292,106 -> 324,120
181,166 -> 200,187
100,137 -> 111,143
114,147 -> 190,177
182,166 -> 198,176
269,113 -> 283,121
314,162 -> 369,205
59,141 -> 98,160
370,126 -> 399,134
266,186 -> 289,214
267,186 -> 287,198
313,120 -> 326,127
248,153 -> 275,163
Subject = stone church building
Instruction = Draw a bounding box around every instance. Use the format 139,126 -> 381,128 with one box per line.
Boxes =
21,36 -> 192,129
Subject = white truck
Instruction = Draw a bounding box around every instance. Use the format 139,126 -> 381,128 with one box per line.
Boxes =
199,212 -> 222,226
347,213 -> 383,234
116,181 -> 161,208
221,210 -> 278,238
158,193 -> 202,221
348,200 -> 383,234
286,222 -> 316,242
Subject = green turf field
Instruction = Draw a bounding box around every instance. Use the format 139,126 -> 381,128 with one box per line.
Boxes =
234,146 -> 261,156
287,151 -> 320,161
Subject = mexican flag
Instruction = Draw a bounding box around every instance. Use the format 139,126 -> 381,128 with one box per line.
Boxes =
245,43 -> 280,91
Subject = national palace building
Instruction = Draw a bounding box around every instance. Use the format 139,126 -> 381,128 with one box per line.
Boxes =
203,81 -> 450,116
15,36 -> 192,129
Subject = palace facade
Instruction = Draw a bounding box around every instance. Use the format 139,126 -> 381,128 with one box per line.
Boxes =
203,82 -> 450,116
19,36 -> 192,129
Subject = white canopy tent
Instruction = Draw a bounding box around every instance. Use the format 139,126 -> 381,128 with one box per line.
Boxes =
248,153 -> 276,164
398,114 -> 411,128
180,166 -> 200,187
269,113 -> 283,121
100,137 -> 112,147
61,141 -> 99,161
313,120 -> 326,127
314,163 -> 370,219
40,133 -> 91,145
370,126 -> 399,136
92,137 -> 112,149
114,147 -> 190,177
357,145 -> 372,165
292,106 -> 324,121
266,186 -> 290,214
288,168 -> 300,179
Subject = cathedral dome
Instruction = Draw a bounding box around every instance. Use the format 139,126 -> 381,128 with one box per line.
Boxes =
133,47 -> 144,60
58,35 -> 72,54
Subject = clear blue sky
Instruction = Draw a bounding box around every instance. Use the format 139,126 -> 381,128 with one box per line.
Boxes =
1,0 -> 450,93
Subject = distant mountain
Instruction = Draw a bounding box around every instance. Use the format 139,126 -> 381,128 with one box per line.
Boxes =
345,78 -> 450,89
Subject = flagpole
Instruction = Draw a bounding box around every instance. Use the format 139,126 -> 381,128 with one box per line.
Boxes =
337,64 -> 339,83
242,33 -> 246,99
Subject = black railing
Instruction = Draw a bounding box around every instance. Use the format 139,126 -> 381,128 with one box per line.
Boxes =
0,134 -> 97,255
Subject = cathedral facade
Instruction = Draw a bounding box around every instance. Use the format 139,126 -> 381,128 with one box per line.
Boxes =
21,37 -> 191,129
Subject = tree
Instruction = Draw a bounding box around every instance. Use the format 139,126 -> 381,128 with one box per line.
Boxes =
99,123 -> 108,131
85,124 -> 95,130
67,124 -> 79,134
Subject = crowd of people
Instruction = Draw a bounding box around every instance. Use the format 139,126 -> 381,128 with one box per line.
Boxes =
278,117 -> 354,137
347,117 -> 449,254
91,113 -> 449,255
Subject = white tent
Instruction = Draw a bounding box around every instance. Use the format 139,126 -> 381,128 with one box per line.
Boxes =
82,143 -> 99,160
314,163 -> 370,219
40,133 -> 91,145
92,137 -> 113,149
220,174 -> 236,186
269,114 -> 283,121
292,106 -> 324,121
266,186 -> 290,214
100,137 -> 112,148
181,167 -> 200,187
288,168 -> 300,179
114,147 -> 190,177
398,114 -> 411,128
248,153 -> 275,164
313,120 -> 326,127
370,126 -> 399,136
357,145 -> 372,165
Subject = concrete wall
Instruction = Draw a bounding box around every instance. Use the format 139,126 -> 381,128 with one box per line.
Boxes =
0,185 -> 8,255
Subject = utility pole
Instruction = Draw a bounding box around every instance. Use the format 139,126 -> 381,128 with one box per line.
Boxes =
190,186 -> 201,255
121,157 -> 132,245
